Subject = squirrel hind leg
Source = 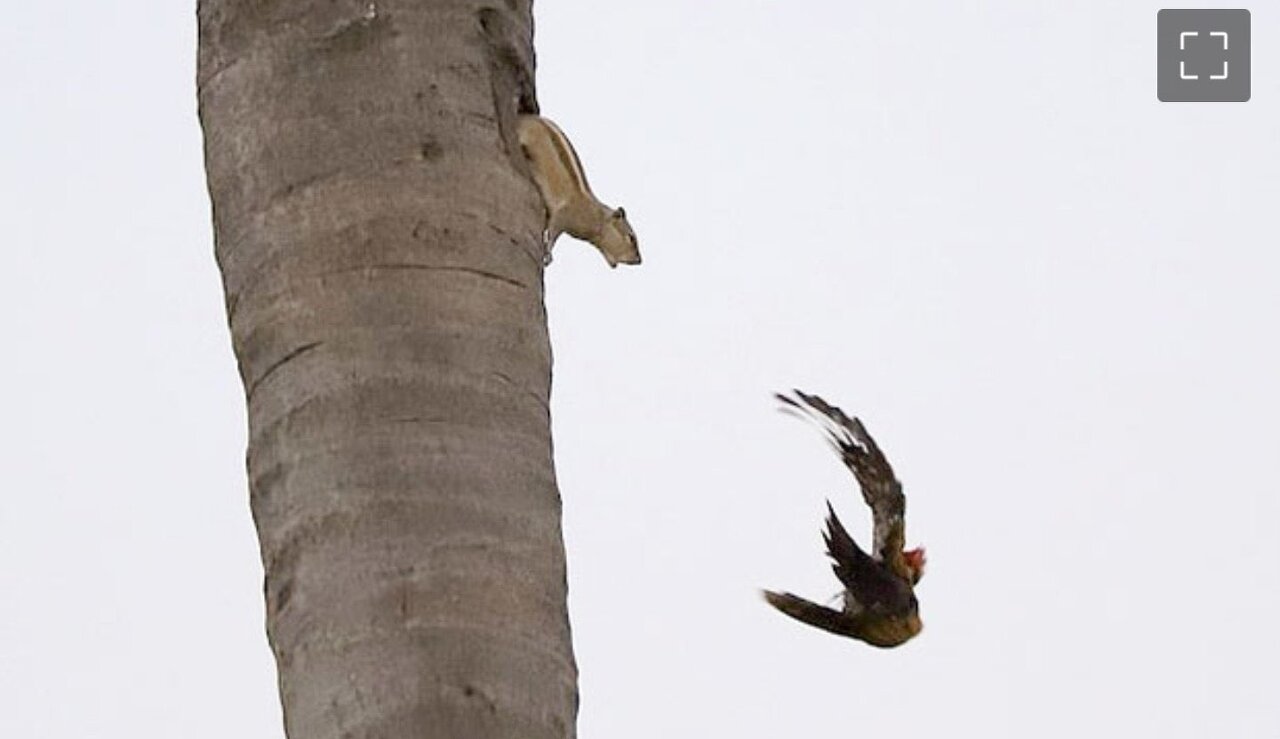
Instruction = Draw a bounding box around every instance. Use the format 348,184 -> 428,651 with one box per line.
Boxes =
541,229 -> 555,265
541,220 -> 564,266
541,209 -> 571,265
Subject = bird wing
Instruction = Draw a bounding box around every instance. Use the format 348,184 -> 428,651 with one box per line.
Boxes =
762,590 -> 871,639
777,390 -> 911,579
823,501 -> 909,611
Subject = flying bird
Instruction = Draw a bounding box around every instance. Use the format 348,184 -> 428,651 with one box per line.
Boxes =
763,390 -> 926,648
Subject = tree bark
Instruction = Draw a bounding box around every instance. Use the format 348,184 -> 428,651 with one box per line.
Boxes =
197,1 -> 577,736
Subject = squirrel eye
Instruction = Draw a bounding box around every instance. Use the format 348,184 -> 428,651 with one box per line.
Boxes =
614,207 -> 626,219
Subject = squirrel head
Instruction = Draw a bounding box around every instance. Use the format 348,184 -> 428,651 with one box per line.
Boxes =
596,207 -> 641,268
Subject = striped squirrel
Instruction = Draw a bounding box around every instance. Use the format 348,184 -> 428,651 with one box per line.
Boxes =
516,115 -> 641,268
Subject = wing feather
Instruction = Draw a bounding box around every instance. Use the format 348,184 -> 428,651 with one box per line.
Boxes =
777,390 -> 910,575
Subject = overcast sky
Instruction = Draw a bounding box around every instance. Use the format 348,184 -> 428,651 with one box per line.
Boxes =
2,1 -> 1277,737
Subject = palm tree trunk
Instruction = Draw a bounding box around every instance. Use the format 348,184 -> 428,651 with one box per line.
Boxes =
197,2 -> 577,736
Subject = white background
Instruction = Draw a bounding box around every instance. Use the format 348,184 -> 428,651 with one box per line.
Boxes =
2,2 -> 1277,737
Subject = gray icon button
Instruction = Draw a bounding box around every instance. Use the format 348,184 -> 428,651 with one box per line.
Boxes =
1158,9 -> 1250,102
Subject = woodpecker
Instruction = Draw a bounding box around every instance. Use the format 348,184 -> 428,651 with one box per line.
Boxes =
763,390 -> 926,648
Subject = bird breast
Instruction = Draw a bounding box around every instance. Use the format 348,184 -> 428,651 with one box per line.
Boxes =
860,613 -> 924,648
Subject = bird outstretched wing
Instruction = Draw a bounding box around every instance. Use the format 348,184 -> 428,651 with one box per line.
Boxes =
776,390 -> 911,580
761,590 -> 869,639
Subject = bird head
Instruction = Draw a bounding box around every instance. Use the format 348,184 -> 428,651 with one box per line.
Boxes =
904,547 -> 927,584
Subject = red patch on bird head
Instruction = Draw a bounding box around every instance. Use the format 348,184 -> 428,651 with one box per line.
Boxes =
904,547 -> 927,583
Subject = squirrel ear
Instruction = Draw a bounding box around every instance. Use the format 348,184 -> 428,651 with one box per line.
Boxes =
614,207 -> 626,219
